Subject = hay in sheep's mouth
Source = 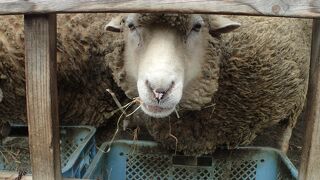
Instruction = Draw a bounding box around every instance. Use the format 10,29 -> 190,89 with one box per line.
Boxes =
105,88 -> 180,154
105,89 -> 142,152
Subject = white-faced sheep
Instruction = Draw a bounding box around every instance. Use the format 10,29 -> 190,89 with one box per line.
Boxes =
105,14 -> 311,154
0,13 -> 311,155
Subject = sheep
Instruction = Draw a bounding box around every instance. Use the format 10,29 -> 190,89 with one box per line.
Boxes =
0,14 -> 130,125
105,14 -> 311,154
0,13 -> 311,155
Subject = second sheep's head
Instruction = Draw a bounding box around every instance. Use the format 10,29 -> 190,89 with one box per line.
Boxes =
105,14 -> 240,118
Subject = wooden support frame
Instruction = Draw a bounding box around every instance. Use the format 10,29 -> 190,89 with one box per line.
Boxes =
299,19 -> 320,180
24,14 -> 61,180
0,0 -> 318,179
0,0 -> 320,18
0,171 -> 89,180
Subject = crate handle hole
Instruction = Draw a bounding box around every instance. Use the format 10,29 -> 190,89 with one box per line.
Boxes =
197,157 -> 212,166
173,156 -> 212,166
173,156 -> 197,166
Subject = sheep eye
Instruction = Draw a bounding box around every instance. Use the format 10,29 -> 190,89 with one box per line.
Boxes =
192,23 -> 202,32
128,23 -> 136,31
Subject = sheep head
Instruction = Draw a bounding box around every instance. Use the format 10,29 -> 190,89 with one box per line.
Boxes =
106,14 -> 240,118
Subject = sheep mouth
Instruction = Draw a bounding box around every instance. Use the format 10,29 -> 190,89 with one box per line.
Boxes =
142,103 -> 175,118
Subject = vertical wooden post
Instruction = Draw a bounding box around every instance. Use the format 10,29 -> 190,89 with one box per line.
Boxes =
24,14 -> 61,180
299,19 -> 320,180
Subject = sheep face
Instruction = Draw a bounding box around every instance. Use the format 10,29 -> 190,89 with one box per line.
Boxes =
126,14 -> 207,118
106,14 -> 240,118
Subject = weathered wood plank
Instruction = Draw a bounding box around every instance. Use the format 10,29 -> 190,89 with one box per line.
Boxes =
24,14 -> 61,180
0,0 -> 319,18
0,171 -> 33,180
299,19 -> 320,180
0,171 -> 89,180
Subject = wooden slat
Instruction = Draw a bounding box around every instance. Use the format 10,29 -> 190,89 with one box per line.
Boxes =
299,19 -> 320,180
0,171 -> 90,180
0,0 -> 320,18
0,171 -> 33,180
24,14 -> 61,180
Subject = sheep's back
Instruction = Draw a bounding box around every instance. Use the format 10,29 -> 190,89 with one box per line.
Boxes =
211,17 -> 311,145
0,14 -> 127,125
217,16 -> 311,125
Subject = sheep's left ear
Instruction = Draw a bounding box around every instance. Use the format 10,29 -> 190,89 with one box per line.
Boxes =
207,16 -> 240,37
104,15 -> 126,32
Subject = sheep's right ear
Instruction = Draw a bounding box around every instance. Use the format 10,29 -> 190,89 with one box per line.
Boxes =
105,15 -> 126,32
207,16 -> 240,37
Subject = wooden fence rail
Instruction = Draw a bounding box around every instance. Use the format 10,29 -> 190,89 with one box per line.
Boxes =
0,0 -> 320,18
0,0 -> 319,180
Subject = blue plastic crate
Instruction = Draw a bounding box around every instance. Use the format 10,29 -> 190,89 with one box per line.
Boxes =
0,125 -> 96,178
84,140 -> 297,180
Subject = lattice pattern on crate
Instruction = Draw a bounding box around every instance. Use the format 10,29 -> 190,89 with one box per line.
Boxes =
172,167 -> 211,180
231,160 -> 257,180
0,130 -> 86,173
126,153 -> 171,179
61,139 -> 81,167
212,160 -> 226,180
125,153 -> 260,180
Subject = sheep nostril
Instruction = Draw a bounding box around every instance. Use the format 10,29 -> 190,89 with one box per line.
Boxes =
146,80 -> 175,103
153,89 -> 166,103
152,82 -> 174,103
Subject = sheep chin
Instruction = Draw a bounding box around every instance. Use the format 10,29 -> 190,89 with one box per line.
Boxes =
141,104 -> 175,118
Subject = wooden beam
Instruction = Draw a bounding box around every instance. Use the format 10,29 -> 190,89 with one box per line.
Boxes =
0,172 -> 33,180
0,171 -> 89,180
299,19 -> 320,180
24,14 -> 61,180
0,0 -> 319,18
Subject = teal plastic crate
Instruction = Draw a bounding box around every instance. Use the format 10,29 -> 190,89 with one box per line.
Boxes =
84,140 -> 297,180
0,125 -> 96,178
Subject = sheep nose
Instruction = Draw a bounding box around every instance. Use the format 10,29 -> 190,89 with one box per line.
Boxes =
153,88 -> 166,103
146,80 -> 175,103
